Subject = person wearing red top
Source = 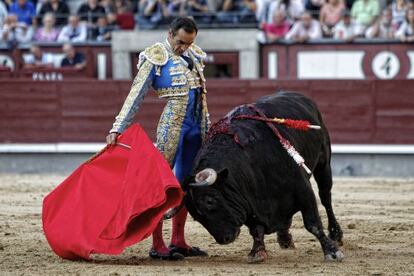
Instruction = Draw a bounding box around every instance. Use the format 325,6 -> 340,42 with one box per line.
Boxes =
261,9 -> 292,42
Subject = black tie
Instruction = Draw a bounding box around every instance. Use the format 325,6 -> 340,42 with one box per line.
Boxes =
181,55 -> 193,71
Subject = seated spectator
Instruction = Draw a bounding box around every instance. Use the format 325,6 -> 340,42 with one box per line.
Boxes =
0,14 -> 33,47
285,11 -> 322,42
395,8 -> 414,42
267,0 -> 305,22
33,12 -> 59,42
57,15 -> 87,42
236,0 -> 257,23
333,10 -> 358,41
305,0 -> 325,19
0,0 -> 8,29
61,43 -> 86,69
319,0 -> 345,37
23,44 -> 54,68
213,0 -> 256,23
365,8 -> 397,38
9,0 -> 36,25
114,0 -> 134,12
168,0 -> 211,23
260,9 -> 291,42
115,1 -> 135,29
391,0 -> 408,28
77,0 -> 107,27
136,0 -> 170,29
350,0 -> 380,36
101,0 -> 116,13
106,12 -> 119,28
92,15 -> 114,40
255,0 -> 272,23
38,0 -> 70,26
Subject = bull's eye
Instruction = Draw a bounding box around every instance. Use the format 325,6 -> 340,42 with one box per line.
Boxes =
201,195 -> 217,212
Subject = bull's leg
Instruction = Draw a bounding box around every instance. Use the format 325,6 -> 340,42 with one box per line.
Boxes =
277,229 -> 295,249
313,162 -> 343,245
248,225 -> 268,264
298,180 -> 344,261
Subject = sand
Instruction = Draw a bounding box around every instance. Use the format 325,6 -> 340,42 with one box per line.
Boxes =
0,174 -> 413,275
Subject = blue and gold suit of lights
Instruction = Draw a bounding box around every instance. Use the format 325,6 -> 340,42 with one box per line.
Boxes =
110,41 -> 210,182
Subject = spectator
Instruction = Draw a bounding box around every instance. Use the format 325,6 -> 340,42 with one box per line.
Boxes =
38,0 -> 70,26
319,0 -> 345,37
214,0 -> 239,23
77,0 -> 107,24
9,0 -> 36,25
260,9 -> 291,42
168,0 -> 211,23
188,0 -> 213,23
114,0 -> 133,12
267,0 -> 305,22
61,43 -> 86,69
285,11 -> 322,42
23,44 -> 54,68
350,0 -> 380,35
57,15 -> 87,42
115,0 -> 135,29
333,10 -> 358,40
33,12 -> 59,42
236,0 -> 257,23
305,0 -> 325,19
0,0 -> 8,29
100,0 -> 116,13
0,14 -> 33,47
92,15 -> 114,40
395,8 -> 414,41
136,0 -> 170,29
390,0 -> 408,28
255,0 -> 272,23
365,7 -> 397,38
106,12 -> 119,27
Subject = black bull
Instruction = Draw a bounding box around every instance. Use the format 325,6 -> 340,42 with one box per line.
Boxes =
182,92 -> 344,263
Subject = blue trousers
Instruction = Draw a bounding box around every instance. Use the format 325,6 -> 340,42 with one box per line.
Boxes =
173,90 -> 202,183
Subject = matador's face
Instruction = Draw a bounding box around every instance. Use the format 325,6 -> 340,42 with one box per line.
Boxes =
168,28 -> 196,56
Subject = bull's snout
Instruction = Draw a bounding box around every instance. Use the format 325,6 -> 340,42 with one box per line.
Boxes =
217,228 -> 241,245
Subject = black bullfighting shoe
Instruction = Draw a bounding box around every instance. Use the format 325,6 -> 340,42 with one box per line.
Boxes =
149,248 -> 185,260
168,245 -> 208,257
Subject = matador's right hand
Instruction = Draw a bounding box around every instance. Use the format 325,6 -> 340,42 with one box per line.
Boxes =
106,132 -> 120,145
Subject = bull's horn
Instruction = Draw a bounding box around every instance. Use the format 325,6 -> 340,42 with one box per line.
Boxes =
189,168 -> 217,187
189,180 -> 210,187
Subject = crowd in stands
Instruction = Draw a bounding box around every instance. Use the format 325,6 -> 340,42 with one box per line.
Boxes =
0,0 -> 413,69
257,0 -> 414,42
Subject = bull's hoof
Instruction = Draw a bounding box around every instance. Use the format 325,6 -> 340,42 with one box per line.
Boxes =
277,232 -> 295,249
324,250 -> 344,262
277,237 -> 295,249
247,249 -> 268,264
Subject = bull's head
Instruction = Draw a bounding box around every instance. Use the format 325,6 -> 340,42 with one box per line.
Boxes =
183,167 -> 243,245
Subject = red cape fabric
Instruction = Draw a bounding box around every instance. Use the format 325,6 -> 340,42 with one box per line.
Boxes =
42,124 -> 184,260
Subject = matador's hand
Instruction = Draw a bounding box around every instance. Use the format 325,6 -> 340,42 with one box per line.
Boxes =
106,132 -> 120,145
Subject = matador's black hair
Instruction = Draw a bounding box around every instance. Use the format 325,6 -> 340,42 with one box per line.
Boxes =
169,17 -> 198,36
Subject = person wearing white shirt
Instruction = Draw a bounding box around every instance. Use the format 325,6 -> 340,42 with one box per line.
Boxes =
285,11 -> 322,42
333,11 -> 358,41
395,8 -> 414,42
23,45 -> 54,68
57,15 -> 87,42
267,0 -> 305,22
0,14 -> 33,46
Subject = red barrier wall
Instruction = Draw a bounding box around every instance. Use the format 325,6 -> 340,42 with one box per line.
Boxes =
1,79 -> 413,144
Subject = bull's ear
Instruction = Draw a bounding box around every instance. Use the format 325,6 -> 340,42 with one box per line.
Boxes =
217,168 -> 229,183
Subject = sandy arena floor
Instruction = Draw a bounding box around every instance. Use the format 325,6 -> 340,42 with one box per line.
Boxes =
0,174 -> 413,275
